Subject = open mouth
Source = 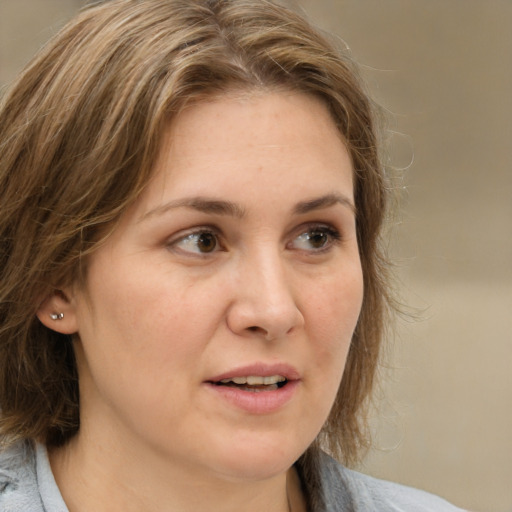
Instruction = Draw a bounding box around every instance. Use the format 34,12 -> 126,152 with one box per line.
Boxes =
212,375 -> 288,392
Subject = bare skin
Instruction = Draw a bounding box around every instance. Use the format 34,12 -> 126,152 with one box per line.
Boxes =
40,90 -> 361,512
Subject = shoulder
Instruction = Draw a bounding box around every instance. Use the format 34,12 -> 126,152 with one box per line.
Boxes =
0,439 -> 44,511
317,451 -> 467,512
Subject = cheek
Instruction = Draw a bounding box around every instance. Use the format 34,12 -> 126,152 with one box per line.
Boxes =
304,265 -> 363,379
307,266 -> 363,338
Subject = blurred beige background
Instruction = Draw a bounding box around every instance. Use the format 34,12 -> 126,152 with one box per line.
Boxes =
1,1 -> 511,511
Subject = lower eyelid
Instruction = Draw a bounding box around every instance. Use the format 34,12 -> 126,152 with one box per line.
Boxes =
290,226 -> 342,251
166,224 -> 343,253
167,228 -> 223,253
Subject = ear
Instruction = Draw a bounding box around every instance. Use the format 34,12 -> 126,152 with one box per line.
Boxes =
36,289 -> 79,335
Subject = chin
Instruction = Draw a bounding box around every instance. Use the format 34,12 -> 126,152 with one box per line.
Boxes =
208,431 -> 309,481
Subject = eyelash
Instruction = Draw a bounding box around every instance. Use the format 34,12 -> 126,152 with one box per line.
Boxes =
288,224 -> 342,253
167,227 -> 224,256
167,224 -> 342,256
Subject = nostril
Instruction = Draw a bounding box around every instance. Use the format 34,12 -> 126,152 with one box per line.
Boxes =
247,326 -> 269,337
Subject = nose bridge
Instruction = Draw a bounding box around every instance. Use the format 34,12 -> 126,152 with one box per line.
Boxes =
228,243 -> 304,339
250,246 -> 289,305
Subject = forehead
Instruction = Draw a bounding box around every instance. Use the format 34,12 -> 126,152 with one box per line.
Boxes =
168,89 -> 346,149
120,90 -> 355,228
156,91 -> 349,182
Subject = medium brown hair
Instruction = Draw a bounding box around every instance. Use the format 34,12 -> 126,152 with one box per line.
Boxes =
0,0 -> 390,467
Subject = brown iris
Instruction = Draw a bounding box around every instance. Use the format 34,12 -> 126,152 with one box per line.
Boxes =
307,230 -> 328,249
197,232 -> 217,253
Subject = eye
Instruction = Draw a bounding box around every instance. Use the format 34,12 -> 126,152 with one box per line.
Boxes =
170,229 -> 221,255
290,225 -> 341,252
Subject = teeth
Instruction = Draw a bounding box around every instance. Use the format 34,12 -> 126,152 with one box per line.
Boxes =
219,375 -> 286,385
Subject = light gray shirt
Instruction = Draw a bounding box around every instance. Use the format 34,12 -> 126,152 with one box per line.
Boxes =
0,441 -> 466,511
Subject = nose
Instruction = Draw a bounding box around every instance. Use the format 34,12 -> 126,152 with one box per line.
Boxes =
226,250 -> 305,341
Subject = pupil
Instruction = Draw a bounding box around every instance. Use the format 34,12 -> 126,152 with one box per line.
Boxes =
198,233 -> 216,252
309,231 -> 327,248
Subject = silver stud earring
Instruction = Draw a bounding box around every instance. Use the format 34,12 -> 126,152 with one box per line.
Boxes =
50,313 -> 64,320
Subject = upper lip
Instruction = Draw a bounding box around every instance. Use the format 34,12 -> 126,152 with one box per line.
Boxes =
207,363 -> 301,383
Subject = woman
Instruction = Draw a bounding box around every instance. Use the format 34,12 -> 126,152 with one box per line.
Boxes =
0,1 -> 464,510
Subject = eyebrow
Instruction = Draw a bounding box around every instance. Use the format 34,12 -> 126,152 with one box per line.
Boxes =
139,197 -> 246,222
139,192 -> 355,222
293,193 -> 356,215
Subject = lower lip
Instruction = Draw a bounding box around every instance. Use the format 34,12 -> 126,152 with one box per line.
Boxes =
205,380 -> 299,414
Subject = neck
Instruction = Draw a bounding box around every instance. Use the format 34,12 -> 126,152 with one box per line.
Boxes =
49,432 -> 304,512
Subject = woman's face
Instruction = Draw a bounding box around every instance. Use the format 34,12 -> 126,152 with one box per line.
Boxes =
65,91 -> 363,481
